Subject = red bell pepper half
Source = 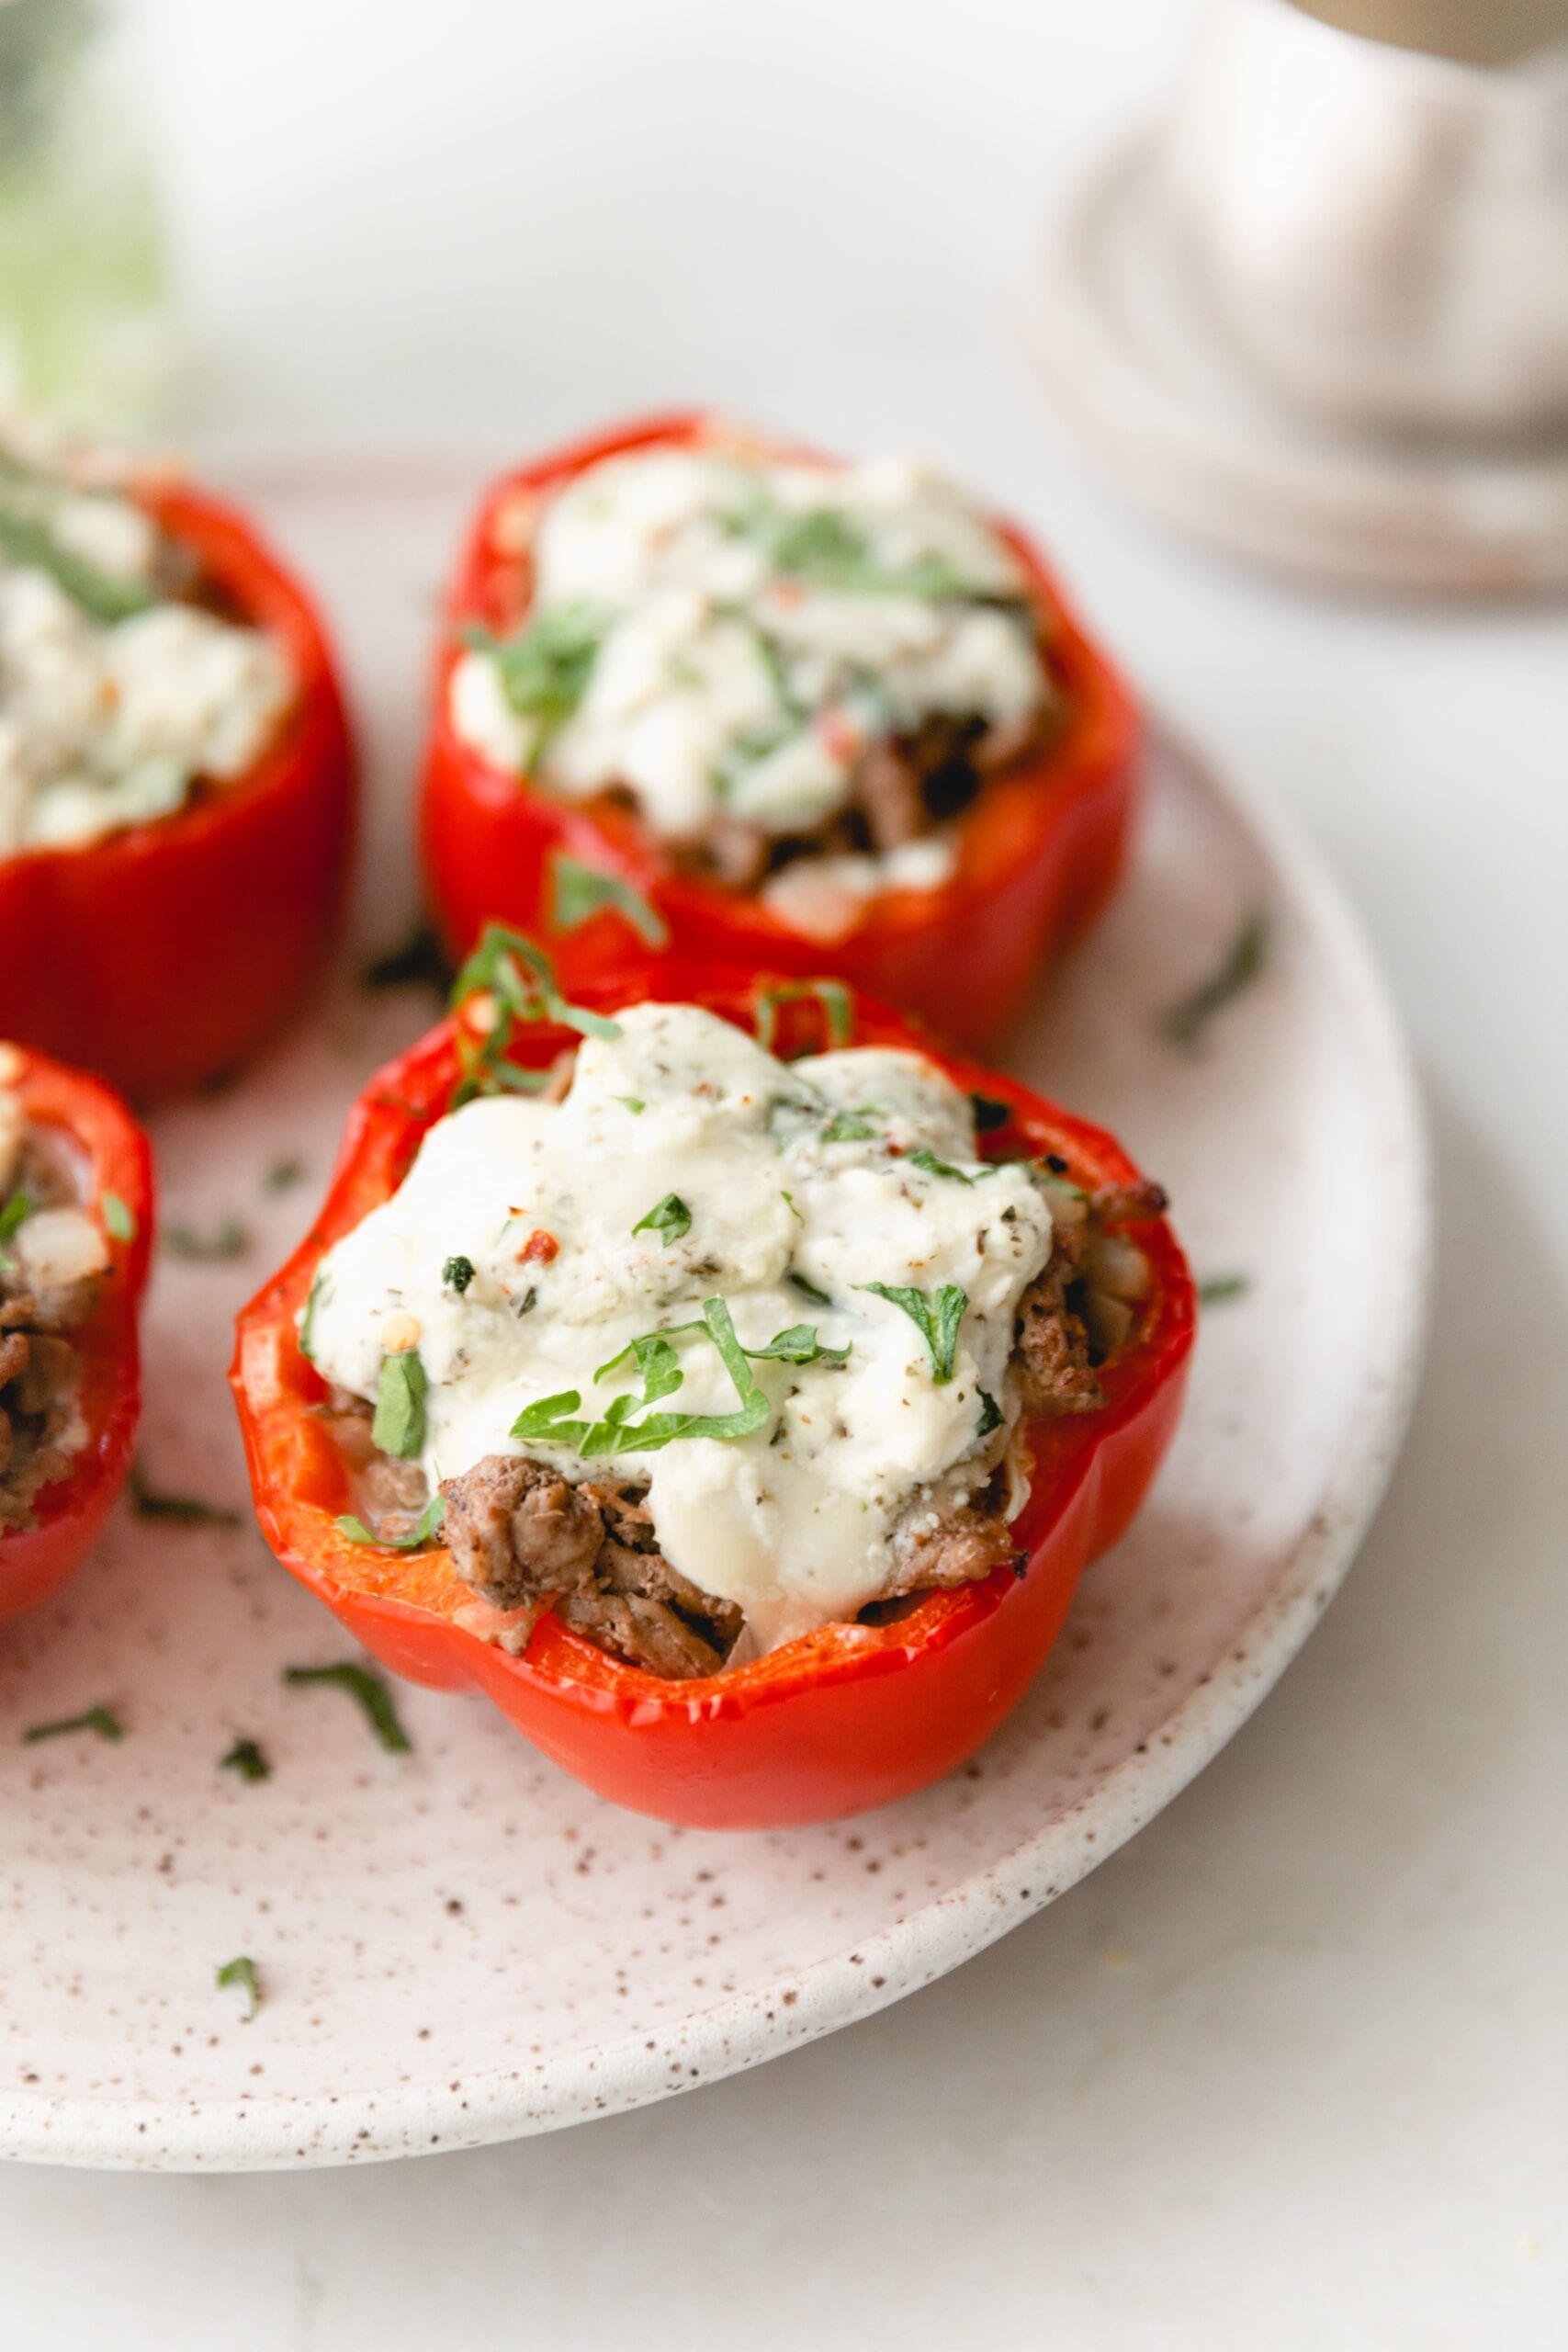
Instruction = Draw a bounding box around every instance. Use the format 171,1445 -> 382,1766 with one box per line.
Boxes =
0,475 -> 355,1101
230,961 -> 1193,1828
0,1045 -> 153,1623
420,413 -> 1141,1052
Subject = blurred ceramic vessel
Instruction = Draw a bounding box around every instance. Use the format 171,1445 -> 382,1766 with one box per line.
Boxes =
1163,0 -> 1568,436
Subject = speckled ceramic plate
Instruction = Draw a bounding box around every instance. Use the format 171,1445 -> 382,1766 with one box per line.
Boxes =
0,462 -> 1428,2170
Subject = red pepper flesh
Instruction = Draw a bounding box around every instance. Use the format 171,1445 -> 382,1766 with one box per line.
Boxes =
419,413 -> 1141,1052
0,478 -> 355,1101
231,967 -> 1193,1828
0,1046 -> 154,1623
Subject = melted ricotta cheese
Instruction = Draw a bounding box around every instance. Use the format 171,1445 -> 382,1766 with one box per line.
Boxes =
0,455 -> 293,855
307,1002 -> 1055,1655
448,443 -> 1050,863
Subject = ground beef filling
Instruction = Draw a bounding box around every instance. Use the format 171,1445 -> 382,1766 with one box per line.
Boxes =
0,1136 -> 101,1533
342,1175 -> 1168,1679
610,702 -> 1056,894
1015,1179 -> 1168,1419
440,1459 -> 745,1679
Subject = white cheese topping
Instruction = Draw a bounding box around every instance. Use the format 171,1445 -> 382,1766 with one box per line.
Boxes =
307,1002 -> 1055,1655
0,446 -> 293,856
449,443 -> 1050,870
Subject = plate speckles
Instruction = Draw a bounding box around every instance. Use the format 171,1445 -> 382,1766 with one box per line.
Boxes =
0,466 -> 1427,2169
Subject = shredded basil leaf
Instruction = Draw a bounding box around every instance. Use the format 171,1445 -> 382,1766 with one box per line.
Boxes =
724,609 -> 804,721
448,924 -> 620,1108
21,1704 -> 123,1746
820,1111 -> 877,1144
747,504 -> 978,602
443,1254 -> 475,1294
101,1191 -> 136,1242
216,1954 -> 261,2020
372,1348 -> 427,1459
595,1314 -> 847,1383
0,1189 -> 31,1246
631,1193 -> 692,1246
282,1660 -> 412,1752
1199,1272 -> 1250,1306
334,1494 -> 446,1555
299,1273 -> 329,1362
551,854 -> 669,949
510,1388 -> 592,1446
744,1322 -> 848,1366
1160,911 -> 1271,1046
220,1737 -> 270,1783
789,1269 -> 832,1307
976,1387 -> 1004,1439
512,1296 -> 776,1459
465,602 -> 604,757
0,505 -> 157,624
857,1281 -> 968,1385
906,1148 -> 975,1185
613,1095 -> 644,1114
264,1157 -> 306,1194
591,1328 -> 689,1396
130,1467 -> 243,1526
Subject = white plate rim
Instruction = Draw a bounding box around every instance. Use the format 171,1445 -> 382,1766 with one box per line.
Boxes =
1025,131 -> 1568,594
0,718 -> 1432,2170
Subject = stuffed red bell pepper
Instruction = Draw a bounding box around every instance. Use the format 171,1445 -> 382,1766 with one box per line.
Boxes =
231,933 -> 1192,1828
0,1039 -> 153,1623
420,413 -> 1140,1050
0,424 -> 355,1099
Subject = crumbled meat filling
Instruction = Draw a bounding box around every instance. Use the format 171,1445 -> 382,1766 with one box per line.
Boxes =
439,1455 -> 744,1679
318,1387 -> 433,1532
1014,1179 -> 1167,1419
883,1493 -> 1023,1598
0,1128 -> 101,1532
327,1170 -> 1166,1679
678,704 -> 1056,892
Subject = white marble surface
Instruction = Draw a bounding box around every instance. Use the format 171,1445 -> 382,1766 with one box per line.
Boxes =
5,0 -> 1566,2340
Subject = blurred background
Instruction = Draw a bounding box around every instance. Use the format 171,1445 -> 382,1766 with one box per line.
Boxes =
3,2 -> 1566,2344
9,0 -> 1180,452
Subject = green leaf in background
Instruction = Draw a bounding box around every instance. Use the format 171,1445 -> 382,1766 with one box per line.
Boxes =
753,977 -> 854,1056
219,1737 -> 270,1783
465,603 -> 604,758
0,1188 -> 31,1256
551,854 -> 668,949
333,1495 -> 446,1556
1159,911 -> 1271,1047
282,1661 -> 413,1753
216,1955 -> 260,2020
905,1148 -> 975,1185
21,1703 -> 122,1745
100,1190 -> 135,1241
163,1216 -> 248,1262
129,1466 -> 243,1526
